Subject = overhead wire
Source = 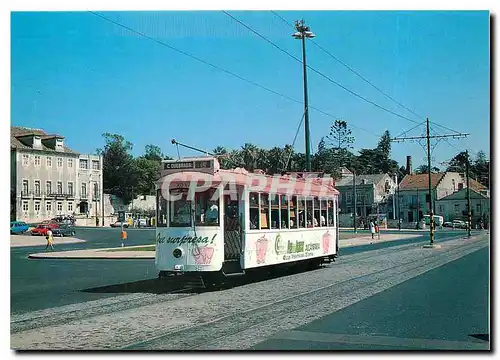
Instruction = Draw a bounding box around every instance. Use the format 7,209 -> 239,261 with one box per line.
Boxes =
88,11 -> 378,140
270,10 -> 471,136
271,10 -> 425,122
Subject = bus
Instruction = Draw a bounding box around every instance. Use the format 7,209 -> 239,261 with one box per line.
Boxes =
155,156 -> 340,288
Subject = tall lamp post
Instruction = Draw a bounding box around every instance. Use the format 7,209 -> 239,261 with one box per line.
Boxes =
293,19 -> 315,172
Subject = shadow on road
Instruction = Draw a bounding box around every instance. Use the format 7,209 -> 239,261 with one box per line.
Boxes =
79,262 -> 330,295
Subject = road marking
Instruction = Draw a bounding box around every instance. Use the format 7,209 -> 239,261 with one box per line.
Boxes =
270,330 -> 489,350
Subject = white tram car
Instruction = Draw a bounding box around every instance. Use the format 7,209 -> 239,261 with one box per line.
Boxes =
155,156 -> 339,287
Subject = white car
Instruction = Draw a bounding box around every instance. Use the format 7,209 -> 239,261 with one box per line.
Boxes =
137,218 -> 147,227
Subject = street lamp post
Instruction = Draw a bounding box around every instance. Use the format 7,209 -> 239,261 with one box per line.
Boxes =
293,19 -> 315,172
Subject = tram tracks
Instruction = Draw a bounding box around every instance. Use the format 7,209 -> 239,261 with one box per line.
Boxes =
121,236 -> 487,350
10,235 -> 487,350
122,235 -> 486,350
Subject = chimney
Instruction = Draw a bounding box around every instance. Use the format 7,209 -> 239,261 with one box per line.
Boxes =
406,156 -> 412,175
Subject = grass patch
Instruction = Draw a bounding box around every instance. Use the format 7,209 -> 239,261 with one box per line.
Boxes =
106,245 -> 156,252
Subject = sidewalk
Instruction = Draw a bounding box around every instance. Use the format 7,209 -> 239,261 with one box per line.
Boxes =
11,235 -> 86,248
27,233 -> 422,260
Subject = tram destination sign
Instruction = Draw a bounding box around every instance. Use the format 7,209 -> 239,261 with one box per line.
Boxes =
163,160 -> 213,171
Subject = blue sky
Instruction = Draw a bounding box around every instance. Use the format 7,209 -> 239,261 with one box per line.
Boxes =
11,10 -> 490,168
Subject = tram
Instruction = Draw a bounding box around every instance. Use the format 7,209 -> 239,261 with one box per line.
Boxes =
155,155 -> 339,287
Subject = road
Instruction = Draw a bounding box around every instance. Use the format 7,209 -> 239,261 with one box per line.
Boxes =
11,227 -> 477,315
10,231 -> 489,350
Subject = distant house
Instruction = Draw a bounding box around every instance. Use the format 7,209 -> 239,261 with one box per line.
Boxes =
397,171 -> 476,223
335,173 -> 397,219
436,188 -> 490,224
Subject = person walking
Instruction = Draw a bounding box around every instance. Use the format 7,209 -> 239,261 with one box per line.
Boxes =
121,228 -> 127,247
369,220 -> 375,239
45,228 -> 54,251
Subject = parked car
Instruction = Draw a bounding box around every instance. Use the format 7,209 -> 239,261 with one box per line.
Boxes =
11,221 -> 29,235
31,223 -> 59,236
443,221 -> 453,228
452,220 -> 467,229
137,218 -> 147,228
110,221 -> 129,228
51,224 -> 76,237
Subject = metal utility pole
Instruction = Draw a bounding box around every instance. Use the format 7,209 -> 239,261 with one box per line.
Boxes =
292,20 -> 315,172
466,149 -> 472,238
391,118 -> 468,246
397,177 -> 401,231
353,171 -> 357,233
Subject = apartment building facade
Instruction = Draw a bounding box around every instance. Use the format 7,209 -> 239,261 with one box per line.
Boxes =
11,126 -> 103,224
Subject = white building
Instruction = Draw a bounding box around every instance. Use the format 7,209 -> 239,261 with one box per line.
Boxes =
11,126 -> 103,224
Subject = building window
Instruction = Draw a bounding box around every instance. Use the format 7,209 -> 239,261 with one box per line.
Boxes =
81,183 -> 87,198
68,202 -> 73,212
80,159 -> 88,169
57,157 -> 63,168
68,182 -> 73,196
452,179 -> 456,191
57,181 -> 63,194
454,204 -> 459,214
92,160 -> 100,170
438,205 -> 444,214
68,159 -> 73,168
34,180 -> 40,196
476,204 -> 481,214
93,183 -> 99,199
57,202 -> 63,212
46,156 -> 52,167
22,180 -> 29,194
34,201 -> 41,212
46,181 -> 52,195
22,154 -> 29,166
34,155 -> 41,166
22,201 -> 28,212
46,201 -> 52,212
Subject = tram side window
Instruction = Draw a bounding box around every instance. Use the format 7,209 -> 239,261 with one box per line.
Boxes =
280,195 -> 289,229
270,193 -> 280,229
169,189 -> 192,227
157,189 -> 168,227
313,197 -> 321,227
327,199 -> 334,226
320,199 -> 327,227
298,198 -> 306,228
195,189 -> 220,226
290,196 -> 297,228
249,192 -> 260,229
260,193 -> 270,230
306,198 -> 314,227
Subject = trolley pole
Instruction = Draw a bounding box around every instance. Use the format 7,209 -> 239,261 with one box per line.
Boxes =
397,177 -> 401,231
466,149 -> 472,238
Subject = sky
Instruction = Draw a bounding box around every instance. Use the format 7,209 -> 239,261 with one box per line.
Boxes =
10,10 -> 490,169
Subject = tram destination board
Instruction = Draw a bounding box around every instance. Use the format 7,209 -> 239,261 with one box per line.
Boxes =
164,160 -> 212,170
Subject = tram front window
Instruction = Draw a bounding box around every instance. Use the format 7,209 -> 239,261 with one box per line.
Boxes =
157,189 -> 168,227
195,189 -> 220,226
169,189 -> 192,227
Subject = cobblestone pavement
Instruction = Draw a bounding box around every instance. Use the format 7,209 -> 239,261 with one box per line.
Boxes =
10,234 -> 488,350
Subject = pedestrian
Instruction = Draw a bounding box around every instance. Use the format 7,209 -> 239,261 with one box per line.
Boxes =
121,228 -> 127,247
45,228 -> 54,251
369,220 -> 375,239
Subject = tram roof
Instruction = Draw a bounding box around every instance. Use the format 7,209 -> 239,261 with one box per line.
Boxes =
157,167 -> 339,197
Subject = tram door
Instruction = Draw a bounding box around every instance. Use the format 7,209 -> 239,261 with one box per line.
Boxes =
223,194 -> 242,263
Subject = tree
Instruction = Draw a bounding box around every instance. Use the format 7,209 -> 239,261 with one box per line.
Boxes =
414,164 -> 441,174
98,133 -> 139,205
240,143 -> 259,172
325,120 -> 355,176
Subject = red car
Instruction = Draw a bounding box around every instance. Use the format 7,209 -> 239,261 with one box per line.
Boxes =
30,223 -> 59,236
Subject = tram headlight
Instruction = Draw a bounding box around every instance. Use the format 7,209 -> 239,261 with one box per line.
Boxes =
173,247 -> 183,258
